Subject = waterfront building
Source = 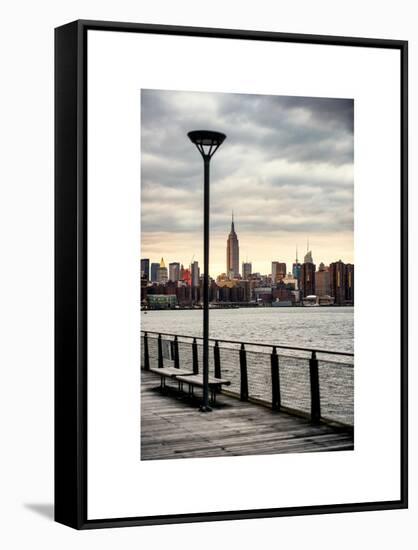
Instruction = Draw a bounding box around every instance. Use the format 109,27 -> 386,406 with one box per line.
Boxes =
169,262 -> 180,282
215,278 -> 236,302
164,280 -> 177,295
329,260 -> 346,305
218,285 -> 231,302
345,263 -> 355,305
226,213 -> 239,277
291,290 -> 301,303
216,279 -> 251,303
316,263 -> 331,297
150,262 -> 159,283
141,258 -> 150,281
242,261 -> 252,280
157,257 -> 168,284
181,267 -> 191,286
239,280 -> 251,302
191,260 -> 200,287
216,279 -> 237,290
175,283 -> 192,306
209,280 -> 218,302
254,287 -> 273,305
191,283 -> 200,303
271,261 -> 286,283
140,274 -> 148,303
147,294 -> 177,310
273,282 -> 295,303
283,272 -> 298,290
301,261 -> 316,298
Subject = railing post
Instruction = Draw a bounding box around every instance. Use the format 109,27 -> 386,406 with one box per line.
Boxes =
173,335 -> 180,369
309,351 -> 321,424
192,337 -> 199,374
214,340 -> 221,378
271,346 -> 280,410
158,333 -> 163,369
143,332 -> 150,371
240,343 -> 248,401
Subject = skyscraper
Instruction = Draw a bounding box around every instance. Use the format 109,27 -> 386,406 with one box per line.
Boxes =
301,245 -> 316,298
242,261 -> 252,279
304,250 -> 313,264
169,262 -> 180,282
301,262 -> 316,297
191,261 -> 200,287
226,212 -> 239,278
292,247 -> 301,282
272,261 -> 286,283
345,263 -> 355,305
304,239 -> 314,264
150,262 -> 159,282
315,262 -> 331,297
141,258 -> 150,281
329,260 -> 346,305
157,257 -> 168,284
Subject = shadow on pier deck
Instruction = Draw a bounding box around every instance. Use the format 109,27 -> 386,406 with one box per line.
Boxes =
141,370 -> 354,461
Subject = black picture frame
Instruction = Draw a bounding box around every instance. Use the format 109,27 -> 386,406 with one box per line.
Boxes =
55,19 -> 408,529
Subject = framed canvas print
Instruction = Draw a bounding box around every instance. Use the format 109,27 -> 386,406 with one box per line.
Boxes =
55,20 -> 408,529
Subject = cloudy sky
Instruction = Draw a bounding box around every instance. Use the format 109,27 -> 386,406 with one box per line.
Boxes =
141,89 -> 354,276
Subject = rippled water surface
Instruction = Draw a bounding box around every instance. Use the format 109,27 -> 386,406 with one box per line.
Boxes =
141,306 -> 354,354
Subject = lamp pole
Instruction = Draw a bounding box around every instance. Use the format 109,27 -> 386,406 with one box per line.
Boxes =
187,130 -> 226,412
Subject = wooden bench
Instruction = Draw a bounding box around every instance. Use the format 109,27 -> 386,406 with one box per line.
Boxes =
149,367 -> 195,389
175,374 -> 231,404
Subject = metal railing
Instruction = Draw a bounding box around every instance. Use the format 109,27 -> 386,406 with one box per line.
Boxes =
141,330 -> 354,427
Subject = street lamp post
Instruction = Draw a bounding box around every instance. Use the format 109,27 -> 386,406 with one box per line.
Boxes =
187,130 -> 226,412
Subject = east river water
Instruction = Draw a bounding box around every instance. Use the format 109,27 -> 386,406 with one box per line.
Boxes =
141,306 -> 354,354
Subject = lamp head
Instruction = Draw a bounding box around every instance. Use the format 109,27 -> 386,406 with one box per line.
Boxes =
188,130 -> 226,159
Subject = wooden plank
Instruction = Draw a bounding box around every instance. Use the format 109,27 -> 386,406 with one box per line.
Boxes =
140,370 -> 353,461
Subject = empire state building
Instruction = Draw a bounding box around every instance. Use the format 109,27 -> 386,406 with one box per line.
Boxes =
226,213 -> 239,278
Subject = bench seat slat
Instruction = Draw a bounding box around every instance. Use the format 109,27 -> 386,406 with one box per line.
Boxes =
149,367 -> 195,377
175,374 -> 231,387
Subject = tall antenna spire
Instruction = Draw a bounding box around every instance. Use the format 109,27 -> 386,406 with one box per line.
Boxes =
231,210 -> 235,231
307,237 -> 309,252
296,245 -> 298,262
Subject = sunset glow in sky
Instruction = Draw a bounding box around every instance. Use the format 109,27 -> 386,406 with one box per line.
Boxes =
141,89 -> 354,276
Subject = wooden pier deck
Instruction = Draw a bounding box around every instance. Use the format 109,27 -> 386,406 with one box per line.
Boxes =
141,370 -> 354,460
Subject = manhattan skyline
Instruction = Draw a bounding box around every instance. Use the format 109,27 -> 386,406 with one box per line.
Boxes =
141,89 -> 354,275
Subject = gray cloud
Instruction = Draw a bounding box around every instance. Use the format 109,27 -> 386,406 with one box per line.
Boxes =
141,89 -> 353,270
